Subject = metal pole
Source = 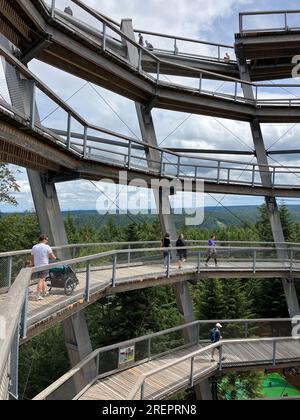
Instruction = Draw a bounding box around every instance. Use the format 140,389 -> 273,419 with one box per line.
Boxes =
190,357 -> 195,386
219,345 -> 223,371
273,341 -> 277,366
177,156 -> 181,178
51,0 -> 56,19
252,165 -> 256,187
96,353 -> 100,375
138,48 -> 142,73
112,255 -> 117,287
160,151 -> 164,176
7,256 -> 12,288
174,39 -> 178,55
85,263 -> 91,302
290,250 -> 294,274
128,141 -> 132,169
239,14 -> 243,34
128,245 -> 131,266
198,252 -> 201,274
9,328 -> 20,400
156,61 -> 160,83
272,167 -> 276,187
253,250 -> 257,274
218,46 -> 221,61
199,73 -> 203,93
217,161 -> 221,184
141,381 -> 145,400
103,23 -> 107,51
234,82 -> 238,101
148,338 -> 151,360
30,81 -> 36,129
166,251 -> 171,278
284,13 -> 288,31
67,112 -> 71,150
245,322 -> 249,339
20,289 -> 29,340
83,125 -> 88,158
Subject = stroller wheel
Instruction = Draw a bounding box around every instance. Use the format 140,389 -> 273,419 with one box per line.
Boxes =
65,278 -> 76,296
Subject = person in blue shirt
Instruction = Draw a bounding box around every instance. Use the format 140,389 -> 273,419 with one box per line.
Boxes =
211,323 -> 223,362
205,235 -> 218,267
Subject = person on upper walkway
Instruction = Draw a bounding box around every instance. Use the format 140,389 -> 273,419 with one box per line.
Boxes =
64,6 -> 73,16
211,323 -> 224,362
205,235 -> 218,267
224,52 -> 231,63
138,33 -> 144,47
31,234 -> 56,301
162,233 -> 171,269
176,234 -> 187,269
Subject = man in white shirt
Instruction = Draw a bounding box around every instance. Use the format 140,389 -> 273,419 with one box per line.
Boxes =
31,234 -> 56,301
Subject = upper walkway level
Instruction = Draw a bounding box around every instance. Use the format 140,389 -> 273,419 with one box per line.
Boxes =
32,319 -> 300,400
1,2 -> 300,123
1,45 -> 300,198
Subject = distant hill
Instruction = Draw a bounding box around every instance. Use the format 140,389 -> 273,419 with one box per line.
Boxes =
2,205 -> 300,229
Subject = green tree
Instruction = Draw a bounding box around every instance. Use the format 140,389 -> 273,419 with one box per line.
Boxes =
0,164 -> 20,205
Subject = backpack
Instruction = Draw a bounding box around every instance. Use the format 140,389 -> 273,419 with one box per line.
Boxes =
210,328 -> 216,343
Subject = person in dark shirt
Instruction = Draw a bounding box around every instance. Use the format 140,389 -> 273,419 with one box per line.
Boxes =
176,234 -> 187,269
206,235 -> 218,267
162,233 -> 171,269
138,33 -> 144,47
211,323 -> 223,362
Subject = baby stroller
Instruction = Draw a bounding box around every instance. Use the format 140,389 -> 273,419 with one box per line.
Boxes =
46,263 -> 79,296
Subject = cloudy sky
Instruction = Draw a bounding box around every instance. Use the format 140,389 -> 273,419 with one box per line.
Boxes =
2,0 -> 300,218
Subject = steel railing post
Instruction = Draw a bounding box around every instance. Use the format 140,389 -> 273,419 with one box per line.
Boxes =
273,341 -> 277,366
166,251 -> 171,278
284,13 -> 288,31
290,250 -> 294,274
239,14 -> 243,34
83,125 -> 88,158
245,322 -> 249,339
51,0 -> 56,19
177,156 -> 181,178
252,165 -> 256,187
272,167 -> 276,187
7,256 -> 12,288
9,328 -> 20,400
219,345 -> 223,371
217,161 -> 221,184
128,245 -> 131,266
156,61 -> 160,83
67,112 -> 71,150
234,82 -> 238,101
174,39 -> 178,55
190,357 -> 195,386
112,255 -> 117,287
96,353 -> 100,375
20,289 -> 29,340
253,250 -> 257,274
103,23 -> 107,51
141,381 -> 145,400
138,49 -> 142,73
198,252 -> 201,274
199,73 -> 203,93
30,81 -> 36,129
128,141 -> 132,169
85,263 -> 91,302
160,151 -> 164,176
218,46 -> 221,61
148,338 -> 151,360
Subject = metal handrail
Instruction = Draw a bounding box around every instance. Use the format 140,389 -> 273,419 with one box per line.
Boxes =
239,10 -> 300,34
32,318 -> 297,400
129,335 -> 300,400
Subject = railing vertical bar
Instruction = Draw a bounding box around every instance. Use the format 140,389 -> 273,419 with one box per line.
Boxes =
20,289 -> 29,340
67,112 -> 72,150
51,0 -> 56,19
85,263 -> 91,302
7,256 -> 12,288
83,125 -> 88,158
273,341 -> 277,366
190,357 -> 195,386
253,250 -> 257,274
30,81 -> 36,129
112,255 -> 117,287
103,23 -> 107,51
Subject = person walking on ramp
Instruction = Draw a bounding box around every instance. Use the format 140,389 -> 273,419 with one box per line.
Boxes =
205,235 -> 218,267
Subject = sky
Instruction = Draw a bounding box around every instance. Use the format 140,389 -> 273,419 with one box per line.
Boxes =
2,0 -> 300,217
